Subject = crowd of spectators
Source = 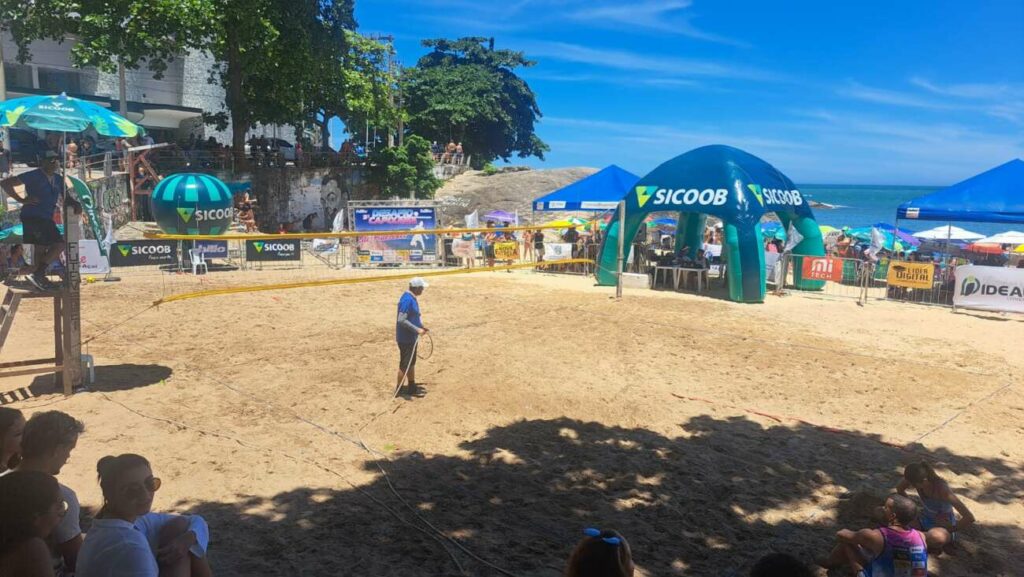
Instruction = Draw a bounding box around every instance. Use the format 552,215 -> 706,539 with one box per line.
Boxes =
431,140 -> 465,165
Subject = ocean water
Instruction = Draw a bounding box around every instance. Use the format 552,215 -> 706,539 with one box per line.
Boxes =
797,184 -> 1008,237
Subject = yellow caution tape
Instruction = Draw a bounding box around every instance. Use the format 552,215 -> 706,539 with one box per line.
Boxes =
154,260 -> 595,305
147,224 -> 597,241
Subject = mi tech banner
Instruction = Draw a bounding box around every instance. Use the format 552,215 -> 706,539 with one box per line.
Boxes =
110,240 -> 178,267
246,239 -> 301,261
451,239 -> 475,258
544,243 -> 573,261
954,265 -> 1024,313
194,240 -> 229,259
800,256 -> 842,281
887,261 -> 934,289
494,241 -> 519,260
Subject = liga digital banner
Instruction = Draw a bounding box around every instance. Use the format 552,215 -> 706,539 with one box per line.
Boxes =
887,261 -> 935,289
800,256 -> 843,281
353,207 -> 437,264
544,243 -> 573,261
451,238 -> 475,258
245,239 -> 301,261
954,265 -> 1024,313
110,240 -> 178,267
493,241 -> 519,260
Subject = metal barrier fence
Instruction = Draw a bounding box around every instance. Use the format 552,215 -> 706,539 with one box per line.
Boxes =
780,253 -> 874,304
880,259 -> 958,306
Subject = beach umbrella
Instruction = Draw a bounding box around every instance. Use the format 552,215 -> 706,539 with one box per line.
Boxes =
871,222 -> 920,246
965,242 -> 1005,255
975,231 -> 1024,245
0,93 -> 142,136
1014,244 -> 1024,253
543,219 -> 576,228
483,210 -> 517,223
912,225 -> 984,241
818,225 -> 839,235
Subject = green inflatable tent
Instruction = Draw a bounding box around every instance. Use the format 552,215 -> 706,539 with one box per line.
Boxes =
596,145 -> 826,303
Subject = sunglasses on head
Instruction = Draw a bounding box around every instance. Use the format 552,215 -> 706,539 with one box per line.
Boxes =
583,527 -> 622,546
121,476 -> 162,497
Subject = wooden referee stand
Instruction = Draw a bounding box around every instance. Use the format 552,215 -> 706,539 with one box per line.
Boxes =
0,205 -> 84,396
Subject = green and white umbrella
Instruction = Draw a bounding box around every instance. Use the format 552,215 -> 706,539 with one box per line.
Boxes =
0,92 -> 142,136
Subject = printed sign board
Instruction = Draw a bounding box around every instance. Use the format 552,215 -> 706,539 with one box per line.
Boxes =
353,207 -> 437,264
245,239 -> 301,261
800,256 -> 842,281
79,240 -> 110,274
194,240 -> 229,259
451,239 -> 475,258
954,265 -> 1024,313
494,241 -> 519,260
544,242 -> 573,261
110,240 -> 178,267
887,261 -> 934,289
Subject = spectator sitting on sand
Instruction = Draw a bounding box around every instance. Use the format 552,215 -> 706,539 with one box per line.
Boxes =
77,454 -> 212,577
0,407 -> 25,473
749,552 -> 813,577
0,471 -> 68,577
564,528 -> 633,577
819,493 -> 927,576
4,410 -> 85,577
896,462 -> 975,552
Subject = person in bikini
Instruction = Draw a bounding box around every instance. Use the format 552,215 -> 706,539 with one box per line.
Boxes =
896,462 -> 974,552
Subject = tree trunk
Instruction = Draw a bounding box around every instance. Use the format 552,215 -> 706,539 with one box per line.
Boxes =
226,28 -> 249,170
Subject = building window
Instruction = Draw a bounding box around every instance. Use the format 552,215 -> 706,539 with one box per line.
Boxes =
2,63 -> 33,90
37,67 -> 81,94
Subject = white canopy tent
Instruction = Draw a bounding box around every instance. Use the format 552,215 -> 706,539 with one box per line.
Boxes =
912,225 -> 985,241
975,230 -> 1024,245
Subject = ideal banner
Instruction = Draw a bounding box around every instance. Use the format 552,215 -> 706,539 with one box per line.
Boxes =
245,239 -> 301,261
451,239 -> 475,258
800,256 -> 842,281
69,176 -> 106,256
954,265 -> 1024,313
353,207 -> 437,264
494,241 -> 519,260
544,243 -> 573,261
79,239 -> 110,275
194,240 -> 229,259
887,261 -> 935,289
110,240 -> 178,267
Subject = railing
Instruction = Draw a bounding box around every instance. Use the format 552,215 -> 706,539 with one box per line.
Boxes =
431,153 -> 471,167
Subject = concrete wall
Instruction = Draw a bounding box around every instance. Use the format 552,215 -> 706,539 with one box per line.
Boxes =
235,166 -> 376,232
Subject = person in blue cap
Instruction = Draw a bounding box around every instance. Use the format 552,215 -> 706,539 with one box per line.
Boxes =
396,277 -> 429,394
1,151 -> 81,291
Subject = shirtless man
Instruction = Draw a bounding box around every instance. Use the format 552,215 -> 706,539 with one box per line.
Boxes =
820,494 -> 927,577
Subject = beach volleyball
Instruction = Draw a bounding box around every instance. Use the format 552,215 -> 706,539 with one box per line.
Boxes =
151,173 -> 234,235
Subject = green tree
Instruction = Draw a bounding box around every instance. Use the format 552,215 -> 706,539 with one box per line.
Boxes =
369,135 -> 442,199
402,37 -> 548,169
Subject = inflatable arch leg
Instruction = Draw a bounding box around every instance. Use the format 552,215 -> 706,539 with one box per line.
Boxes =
777,215 -> 826,290
595,208 -> 647,285
723,222 -> 767,303
674,213 -> 706,258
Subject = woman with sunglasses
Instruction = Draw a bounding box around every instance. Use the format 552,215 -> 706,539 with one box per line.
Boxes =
564,528 -> 635,577
77,454 -> 212,577
0,470 -> 67,576
0,406 -> 25,472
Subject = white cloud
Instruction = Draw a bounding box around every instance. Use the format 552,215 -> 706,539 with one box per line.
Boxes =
838,82 -> 952,110
567,1 -> 745,46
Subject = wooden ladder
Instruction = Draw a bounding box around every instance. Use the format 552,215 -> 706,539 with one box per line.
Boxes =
0,287 -> 66,387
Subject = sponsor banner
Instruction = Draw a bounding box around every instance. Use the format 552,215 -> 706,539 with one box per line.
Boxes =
246,239 -> 301,261
547,201 -> 566,209
110,240 -> 177,267
69,176 -> 107,256
954,265 -> 1024,313
494,241 -> 519,260
451,239 -> 475,258
79,239 -> 110,274
311,239 -> 339,254
800,256 -> 842,281
353,207 -> 437,264
764,251 -> 781,285
580,201 -> 618,210
194,240 -> 229,259
887,261 -> 934,289
544,242 -> 573,261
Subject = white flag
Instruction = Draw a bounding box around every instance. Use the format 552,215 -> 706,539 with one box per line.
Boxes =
783,223 -> 804,253
464,210 -> 479,229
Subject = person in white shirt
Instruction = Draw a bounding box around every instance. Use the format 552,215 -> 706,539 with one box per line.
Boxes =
77,454 -> 212,577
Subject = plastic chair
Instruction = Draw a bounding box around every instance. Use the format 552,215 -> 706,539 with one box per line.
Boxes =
189,249 -> 208,275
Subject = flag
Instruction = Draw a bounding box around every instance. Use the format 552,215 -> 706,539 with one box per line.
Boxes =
465,210 -> 479,229
784,224 -> 804,253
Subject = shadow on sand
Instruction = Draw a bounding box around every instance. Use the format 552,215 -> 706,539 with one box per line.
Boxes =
178,416 -> 1023,576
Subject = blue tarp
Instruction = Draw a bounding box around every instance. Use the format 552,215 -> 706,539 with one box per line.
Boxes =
533,165 -> 639,212
897,159 -> 1024,224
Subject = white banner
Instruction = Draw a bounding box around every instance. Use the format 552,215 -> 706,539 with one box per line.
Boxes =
544,242 -> 573,261
954,265 -> 1024,313
765,251 -> 781,285
79,239 -> 110,275
451,238 -> 475,258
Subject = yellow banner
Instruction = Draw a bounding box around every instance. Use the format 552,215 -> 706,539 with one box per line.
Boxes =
494,241 -> 519,260
887,261 -> 934,289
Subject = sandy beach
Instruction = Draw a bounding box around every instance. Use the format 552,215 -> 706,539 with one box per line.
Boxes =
3,268 -> 1022,576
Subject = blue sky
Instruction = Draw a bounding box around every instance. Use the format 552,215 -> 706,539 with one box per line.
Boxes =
345,0 -> 1024,185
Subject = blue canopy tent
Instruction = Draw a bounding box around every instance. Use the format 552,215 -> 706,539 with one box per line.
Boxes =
897,159 -> 1024,225
533,165 -> 639,212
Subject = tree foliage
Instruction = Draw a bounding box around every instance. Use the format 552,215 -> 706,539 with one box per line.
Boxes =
369,135 -> 442,199
402,37 -> 548,169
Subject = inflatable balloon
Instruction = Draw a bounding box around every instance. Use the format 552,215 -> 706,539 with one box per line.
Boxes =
151,173 -> 233,235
